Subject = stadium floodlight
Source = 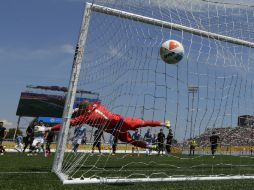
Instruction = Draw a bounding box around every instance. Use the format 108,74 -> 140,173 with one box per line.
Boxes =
53,0 -> 254,185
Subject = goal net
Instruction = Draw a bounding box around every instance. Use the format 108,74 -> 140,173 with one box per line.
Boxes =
53,0 -> 254,184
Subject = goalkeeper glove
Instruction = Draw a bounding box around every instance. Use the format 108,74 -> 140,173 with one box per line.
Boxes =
165,120 -> 171,129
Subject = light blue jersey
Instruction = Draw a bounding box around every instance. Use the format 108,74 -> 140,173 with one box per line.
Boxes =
73,125 -> 86,143
72,125 -> 87,154
16,135 -> 23,144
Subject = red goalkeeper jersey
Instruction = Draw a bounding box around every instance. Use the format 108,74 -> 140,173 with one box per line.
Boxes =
51,101 -> 162,148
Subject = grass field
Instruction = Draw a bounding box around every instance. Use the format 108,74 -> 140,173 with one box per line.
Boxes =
0,153 -> 254,190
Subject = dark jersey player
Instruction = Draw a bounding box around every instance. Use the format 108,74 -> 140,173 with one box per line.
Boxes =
166,129 -> 173,154
0,121 -> 8,154
157,129 -> 165,155
0,121 -> 7,145
92,128 -> 104,154
210,132 -> 220,157
37,101 -> 171,150
23,121 -> 35,153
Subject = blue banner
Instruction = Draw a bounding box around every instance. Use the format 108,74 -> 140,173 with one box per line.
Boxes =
38,117 -> 62,124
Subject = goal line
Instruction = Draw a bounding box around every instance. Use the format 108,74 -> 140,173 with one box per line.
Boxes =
60,175 -> 254,184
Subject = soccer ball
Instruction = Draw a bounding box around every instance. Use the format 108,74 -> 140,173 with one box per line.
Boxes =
160,39 -> 184,64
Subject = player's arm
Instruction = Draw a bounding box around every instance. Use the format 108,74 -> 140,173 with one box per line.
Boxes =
38,115 -> 89,132
102,133 -> 105,143
3,129 -> 8,139
26,128 -> 31,136
142,120 -> 171,129
217,136 -> 221,146
69,114 -> 89,126
44,131 -> 49,139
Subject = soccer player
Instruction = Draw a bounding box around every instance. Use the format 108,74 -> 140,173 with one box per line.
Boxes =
109,135 -> 118,155
250,147 -> 253,156
132,129 -> 141,156
144,129 -> 153,155
31,121 -> 46,155
72,125 -> 87,155
112,136 -> 118,155
23,120 -> 35,153
92,127 -> 104,154
14,133 -> 23,152
37,101 -> 170,150
0,121 -> 8,155
157,129 -> 165,155
45,130 -> 55,157
210,131 -> 220,158
189,139 -> 197,156
166,129 -> 173,154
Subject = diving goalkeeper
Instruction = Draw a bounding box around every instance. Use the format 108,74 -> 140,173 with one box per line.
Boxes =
36,101 -> 170,149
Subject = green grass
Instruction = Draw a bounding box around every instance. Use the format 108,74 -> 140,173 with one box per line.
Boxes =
63,153 -> 254,178
0,153 -> 254,190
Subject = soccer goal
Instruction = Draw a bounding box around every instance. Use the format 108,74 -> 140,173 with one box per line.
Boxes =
52,0 -> 254,185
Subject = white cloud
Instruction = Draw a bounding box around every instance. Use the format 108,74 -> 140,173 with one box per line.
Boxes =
61,44 -> 75,54
0,119 -> 14,129
0,43 -> 74,62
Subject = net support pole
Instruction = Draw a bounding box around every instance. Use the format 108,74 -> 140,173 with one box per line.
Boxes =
52,2 -> 92,174
89,3 -> 254,48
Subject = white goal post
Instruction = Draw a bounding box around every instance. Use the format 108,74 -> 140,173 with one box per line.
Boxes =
53,1 -> 254,184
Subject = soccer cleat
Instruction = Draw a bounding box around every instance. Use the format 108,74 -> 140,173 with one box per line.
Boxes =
165,120 -> 171,129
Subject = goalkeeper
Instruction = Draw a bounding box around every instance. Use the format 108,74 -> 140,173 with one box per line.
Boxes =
37,101 -> 170,149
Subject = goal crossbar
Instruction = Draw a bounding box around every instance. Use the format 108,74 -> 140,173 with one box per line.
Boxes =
89,3 -> 254,48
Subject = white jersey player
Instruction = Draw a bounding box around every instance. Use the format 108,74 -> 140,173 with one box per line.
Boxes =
32,125 -> 46,153
14,135 -> 23,152
72,125 -> 87,155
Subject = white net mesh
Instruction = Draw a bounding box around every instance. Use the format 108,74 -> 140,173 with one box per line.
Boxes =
55,0 -> 254,184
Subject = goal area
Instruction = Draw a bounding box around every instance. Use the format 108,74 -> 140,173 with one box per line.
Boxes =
52,0 -> 254,185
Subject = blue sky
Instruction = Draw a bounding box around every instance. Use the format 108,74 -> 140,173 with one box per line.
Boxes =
0,0 -> 86,129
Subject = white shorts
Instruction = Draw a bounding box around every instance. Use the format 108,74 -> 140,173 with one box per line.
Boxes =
16,143 -> 23,147
73,138 -> 82,145
32,137 -> 45,146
